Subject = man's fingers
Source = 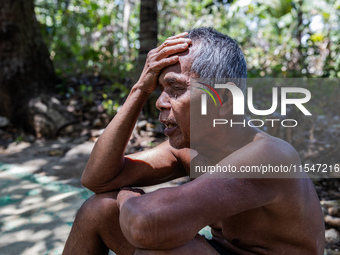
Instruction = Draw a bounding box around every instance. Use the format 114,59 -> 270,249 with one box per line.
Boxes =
157,38 -> 191,52
156,43 -> 190,60
167,32 -> 188,40
155,55 -> 179,70
141,32 -> 189,82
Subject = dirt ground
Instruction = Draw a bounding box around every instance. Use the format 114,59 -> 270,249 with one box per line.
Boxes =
0,130 -> 188,255
1,93 -> 340,253
0,129 -> 185,192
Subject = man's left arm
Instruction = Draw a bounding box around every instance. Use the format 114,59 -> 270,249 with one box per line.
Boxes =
117,137 -> 300,250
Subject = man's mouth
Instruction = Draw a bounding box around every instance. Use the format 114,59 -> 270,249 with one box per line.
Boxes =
161,120 -> 177,136
165,123 -> 175,129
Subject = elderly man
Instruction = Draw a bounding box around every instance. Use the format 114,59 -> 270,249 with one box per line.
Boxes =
63,27 -> 324,255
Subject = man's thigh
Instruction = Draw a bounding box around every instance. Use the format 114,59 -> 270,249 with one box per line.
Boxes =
133,234 -> 221,255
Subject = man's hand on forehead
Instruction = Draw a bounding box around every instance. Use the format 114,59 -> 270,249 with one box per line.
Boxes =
166,32 -> 189,40
135,32 -> 191,94
156,38 -> 191,59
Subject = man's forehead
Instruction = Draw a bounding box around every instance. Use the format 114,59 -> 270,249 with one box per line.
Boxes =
177,48 -> 195,72
158,49 -> 196,83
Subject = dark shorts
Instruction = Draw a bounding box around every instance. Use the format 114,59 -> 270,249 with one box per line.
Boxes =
205,238 -> 236,255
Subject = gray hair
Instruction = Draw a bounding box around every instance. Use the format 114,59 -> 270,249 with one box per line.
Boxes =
186,27 -> 247,93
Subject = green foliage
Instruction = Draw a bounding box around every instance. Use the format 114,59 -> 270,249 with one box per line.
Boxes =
102,82 -> 129,116
157,0 -> 340,78
35,0 -> 339,82
102,98 -> 120,117
79,84 -> 94,104
35,0 -> 140,79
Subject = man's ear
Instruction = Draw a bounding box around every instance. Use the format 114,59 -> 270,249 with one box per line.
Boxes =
218,82 -> 235,117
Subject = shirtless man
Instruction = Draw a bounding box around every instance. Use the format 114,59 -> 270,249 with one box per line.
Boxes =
63,27 -> 325,255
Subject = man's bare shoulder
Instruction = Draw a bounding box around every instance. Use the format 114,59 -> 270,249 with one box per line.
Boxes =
207,130 -> 302,181
245,131 -> 301,165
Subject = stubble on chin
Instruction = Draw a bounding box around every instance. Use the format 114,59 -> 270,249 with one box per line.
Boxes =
169,138 -> 190,150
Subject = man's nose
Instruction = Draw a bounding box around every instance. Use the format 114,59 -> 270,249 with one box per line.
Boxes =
156,91 -> 171,111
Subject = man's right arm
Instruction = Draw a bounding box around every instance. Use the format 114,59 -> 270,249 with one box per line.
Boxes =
81,33 -> 191,194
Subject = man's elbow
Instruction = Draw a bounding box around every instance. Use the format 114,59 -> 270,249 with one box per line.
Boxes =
80,175 -> 112,194
80,171 -> 97,191
80,163 -> 94,188
80,173 -> 89,186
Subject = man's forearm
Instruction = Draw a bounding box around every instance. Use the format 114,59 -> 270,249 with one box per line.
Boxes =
81,34 -> 191,192
81,85 -> 150,191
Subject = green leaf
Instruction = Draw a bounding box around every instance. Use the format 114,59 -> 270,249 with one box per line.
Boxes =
90,3 -> 99,11
101,15 -> 111,26
310,33 -> 324,42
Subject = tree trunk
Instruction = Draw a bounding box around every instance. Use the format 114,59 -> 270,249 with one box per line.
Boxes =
0,0 -> 75,138
122,0 -> 132,58
132,0 -> 158,82
138,0 -> 158,117
139,0 -> 158,56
